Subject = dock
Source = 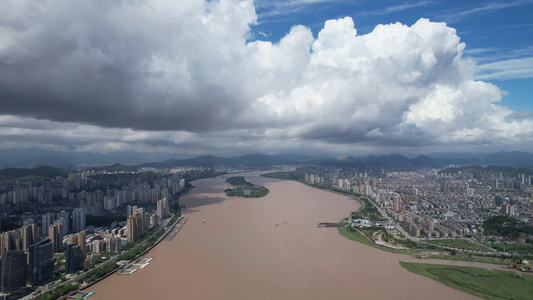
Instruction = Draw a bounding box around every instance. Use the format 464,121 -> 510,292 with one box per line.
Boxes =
68,291 -> 95,299
316,222 -> 343,228
117,268 -> 137,275
117,256 -> 154,275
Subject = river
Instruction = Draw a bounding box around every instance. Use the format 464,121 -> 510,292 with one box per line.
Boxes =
89,172 -> 498,299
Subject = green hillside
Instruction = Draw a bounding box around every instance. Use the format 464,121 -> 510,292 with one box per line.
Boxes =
86,163 -> 134,172
0,166 -> 72,180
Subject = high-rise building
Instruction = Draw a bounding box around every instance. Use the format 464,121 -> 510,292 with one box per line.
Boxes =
58,210 -> 70,236
157,198 -> 169,220
364,184 -> 372,196
65,244 -> 82,274
48,223 -> 63,253
21,224 -> 38,250
156,200 -> 163,220
14,231 -> 23,251
393,193 -> 402,213
105,236 -> 122,253
337,179 -> 344,189
41,212 -> 55,236
68,234 -> 78,246
78,232 -> 86,259
1,231 -> 16,254
127,211 -> 143,243
344,179 -> 351,191
135,208 -> 150,231
501,204 -> 516,216
32,224 -> 39,246
145,210 -> 150,231
29,238 -> 55,286
495,195 -> 504,207
135,207 -> 145,230
72,208 -> 86,234
371,177 -> 377,188
426,220 -> 434,234
0,250 -> 27,293
127,205 -> 137,218
149,214 -> 157,227
440,181 -> 451,193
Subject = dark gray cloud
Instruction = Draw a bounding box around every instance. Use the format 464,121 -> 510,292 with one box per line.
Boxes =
0,0 -> 255,132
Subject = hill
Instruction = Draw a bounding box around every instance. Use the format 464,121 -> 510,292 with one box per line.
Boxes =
86,163 -> 135,172
1,151 -> 533,171
137,153 -> 306,169
0,148 -> 190,169
0,166 -> 72,180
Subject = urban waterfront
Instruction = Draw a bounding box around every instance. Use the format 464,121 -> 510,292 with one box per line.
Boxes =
89,172 -> 500,299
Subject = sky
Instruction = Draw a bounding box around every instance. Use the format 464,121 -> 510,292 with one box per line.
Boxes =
0,0 -> 532,157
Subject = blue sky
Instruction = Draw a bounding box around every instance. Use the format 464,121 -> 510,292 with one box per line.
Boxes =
252,0 -> 533,112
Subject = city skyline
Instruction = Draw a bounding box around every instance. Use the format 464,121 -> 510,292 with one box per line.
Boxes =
1,0 -> 532,157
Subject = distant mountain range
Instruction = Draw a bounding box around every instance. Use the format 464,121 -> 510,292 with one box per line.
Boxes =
0,148 -> 192,169
307,151 -> 533,170
136,153 -> 316,169
1,149 -> 533,175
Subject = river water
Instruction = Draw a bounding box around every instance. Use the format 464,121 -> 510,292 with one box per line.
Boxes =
89,172 -> 496,299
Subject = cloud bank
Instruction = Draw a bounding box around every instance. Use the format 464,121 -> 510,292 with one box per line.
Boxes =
0,0 -> 531,155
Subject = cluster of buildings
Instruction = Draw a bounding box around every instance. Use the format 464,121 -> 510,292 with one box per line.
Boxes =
300,166 -> 533,240
0,169 -> 189,210
0,167 -> 215,296
0,210 -> 92,295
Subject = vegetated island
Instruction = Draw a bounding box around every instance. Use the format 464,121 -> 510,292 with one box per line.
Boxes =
399,262 -> 533,300
224,176 -> 269,198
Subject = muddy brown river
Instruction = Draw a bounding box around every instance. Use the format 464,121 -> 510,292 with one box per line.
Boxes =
90,172 -> 499,299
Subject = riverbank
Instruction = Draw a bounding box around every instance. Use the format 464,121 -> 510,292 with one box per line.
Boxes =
262,172 -> 516,266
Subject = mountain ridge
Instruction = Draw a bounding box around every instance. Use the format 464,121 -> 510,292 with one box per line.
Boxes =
1,150 -> 532,172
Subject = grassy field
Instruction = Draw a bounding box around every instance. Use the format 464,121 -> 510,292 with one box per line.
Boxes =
400,262 -> 533,300
350,197 -> 386,221
492,242 -> 533,255
426,239 -> 488,252
338,225 -> 418,255
423,253 -> 509,265
338,225 -> 376,247
339,223 -> 509,264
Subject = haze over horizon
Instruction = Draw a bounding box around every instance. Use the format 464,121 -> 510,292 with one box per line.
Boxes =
1,0 -> 532,157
